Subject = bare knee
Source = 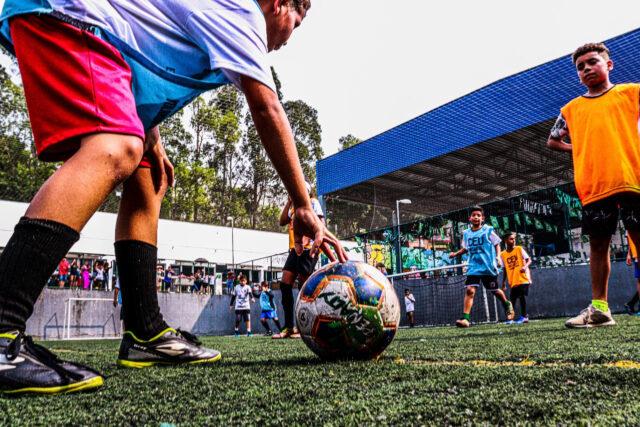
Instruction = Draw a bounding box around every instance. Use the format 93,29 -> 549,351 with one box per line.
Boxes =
82,134 -> 144,184
465,287 -> 476,297
590,236 -> 612,254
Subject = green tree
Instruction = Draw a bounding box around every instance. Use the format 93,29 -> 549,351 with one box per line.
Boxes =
283,100 -> 323,183
0,65 -> 57,204
338,134 -> 361,151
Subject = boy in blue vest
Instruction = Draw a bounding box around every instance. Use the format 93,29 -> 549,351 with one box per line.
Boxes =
259,282 -> 282,336
0,0 -> 347,394
449,206 -> 514,327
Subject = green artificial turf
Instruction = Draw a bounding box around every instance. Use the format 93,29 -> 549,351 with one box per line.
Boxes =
3,317 -> 640,425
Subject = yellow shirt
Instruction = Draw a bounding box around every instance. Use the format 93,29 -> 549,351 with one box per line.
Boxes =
561,83 -> 640,205
500,246 -> 532,287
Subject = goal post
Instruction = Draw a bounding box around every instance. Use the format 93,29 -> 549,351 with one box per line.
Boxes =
62,297 -> 122,340
387,264 -> 501,328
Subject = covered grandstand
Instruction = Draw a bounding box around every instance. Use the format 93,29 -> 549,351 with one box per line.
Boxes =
317,28 -> 640,272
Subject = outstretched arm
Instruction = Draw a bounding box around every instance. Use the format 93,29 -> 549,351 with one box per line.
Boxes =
449,248 -> 468,259
241,76 -> 346,262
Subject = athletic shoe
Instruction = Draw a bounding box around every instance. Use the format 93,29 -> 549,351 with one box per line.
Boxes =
624,303 -> 636,315
117,328 -> 221,368
505,320 -> 514,325
271,328 -> 294,339
234,333 -> 239,338
455,319 -> 471,328
247,333 -> 253,338
506,301 -> 515,321
565,305 -> 616,329
0,332 -> 103,394
514,316 -> 529,324
290,327 -> 301,339
264,330 -> 273,337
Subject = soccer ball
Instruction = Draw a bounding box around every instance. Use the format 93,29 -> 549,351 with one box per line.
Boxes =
295,260 -> 401,360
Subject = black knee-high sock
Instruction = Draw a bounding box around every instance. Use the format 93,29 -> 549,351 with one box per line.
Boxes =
261,319 -> 270,332
509,293 -> 518,313
115,240 -> 168,340
628,292 -> 639,308
520,296 -> 527,317
0,217 -> 79,332
280,283 -> 294,329
274,318 -> 282,332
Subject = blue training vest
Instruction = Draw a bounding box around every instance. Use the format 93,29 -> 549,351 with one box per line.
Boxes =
463,225 -> 499,276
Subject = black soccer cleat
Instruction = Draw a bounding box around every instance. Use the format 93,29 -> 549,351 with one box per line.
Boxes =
0,332 -> 103,394
117,328 -> 221,368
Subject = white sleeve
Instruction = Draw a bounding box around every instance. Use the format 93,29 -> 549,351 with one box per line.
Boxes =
489,230 -> 501,246
312,199 -> 324,217
461,234 -> 467,250
185,5 -> 276,93
520,247 -> 531,260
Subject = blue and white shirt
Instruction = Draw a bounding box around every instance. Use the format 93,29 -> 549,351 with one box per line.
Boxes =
461,225 -> 501,277
0,0 -> 276,130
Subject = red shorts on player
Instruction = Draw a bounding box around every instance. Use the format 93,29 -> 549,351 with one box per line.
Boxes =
9,14 -> 146,163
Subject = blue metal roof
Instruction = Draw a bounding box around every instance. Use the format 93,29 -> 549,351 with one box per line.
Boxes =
317,28 -> 640,196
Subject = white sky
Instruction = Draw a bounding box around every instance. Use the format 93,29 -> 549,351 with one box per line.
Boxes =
269,0 -> 640,157
2,1 -> 640,158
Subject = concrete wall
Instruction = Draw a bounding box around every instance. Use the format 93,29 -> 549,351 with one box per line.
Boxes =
27,262 -> 638,339
27,288 -> 297,340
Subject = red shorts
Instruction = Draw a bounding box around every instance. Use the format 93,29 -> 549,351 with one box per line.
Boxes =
9,14 -> 146,163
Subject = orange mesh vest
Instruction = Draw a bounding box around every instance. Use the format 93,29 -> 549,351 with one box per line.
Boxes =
561,83 -> 640,205
629,232 -> 638,259
500,246 -> 531,287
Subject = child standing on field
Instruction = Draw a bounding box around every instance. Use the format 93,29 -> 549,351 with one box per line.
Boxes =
500,232 -> 532,324
230,274 -> 255,337
259,282 -> 282,336
449,206 -> 514,327
404,289 -> 415,328
548,42 -> 640,328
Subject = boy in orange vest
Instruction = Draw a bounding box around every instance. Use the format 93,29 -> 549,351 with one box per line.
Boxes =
548,43 -> 640,328
500,233 -> 532,324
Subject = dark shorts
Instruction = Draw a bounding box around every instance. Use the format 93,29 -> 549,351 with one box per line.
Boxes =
582,193 -> 640,238
261,310 -> 277,320
466,275 -> 499,292
283,249 -> 318,277
235,309 -> 250,322
510,283 -> 530,299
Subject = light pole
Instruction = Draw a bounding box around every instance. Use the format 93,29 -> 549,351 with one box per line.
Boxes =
227,216 -> 235,276
395,199 -> 411,275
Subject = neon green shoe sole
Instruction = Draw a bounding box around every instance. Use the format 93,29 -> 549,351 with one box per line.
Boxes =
117,352 -> 221,369
3,375 -> 103,395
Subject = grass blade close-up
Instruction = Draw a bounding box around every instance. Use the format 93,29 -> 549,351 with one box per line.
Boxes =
2,316 -> 640,425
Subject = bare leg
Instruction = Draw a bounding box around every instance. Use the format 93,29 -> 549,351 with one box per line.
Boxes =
590,236 -> 612,302
463,286 -> 476,314
26,134 -> 143,229
493,289 -> 507,303
115,167 -> 165,244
